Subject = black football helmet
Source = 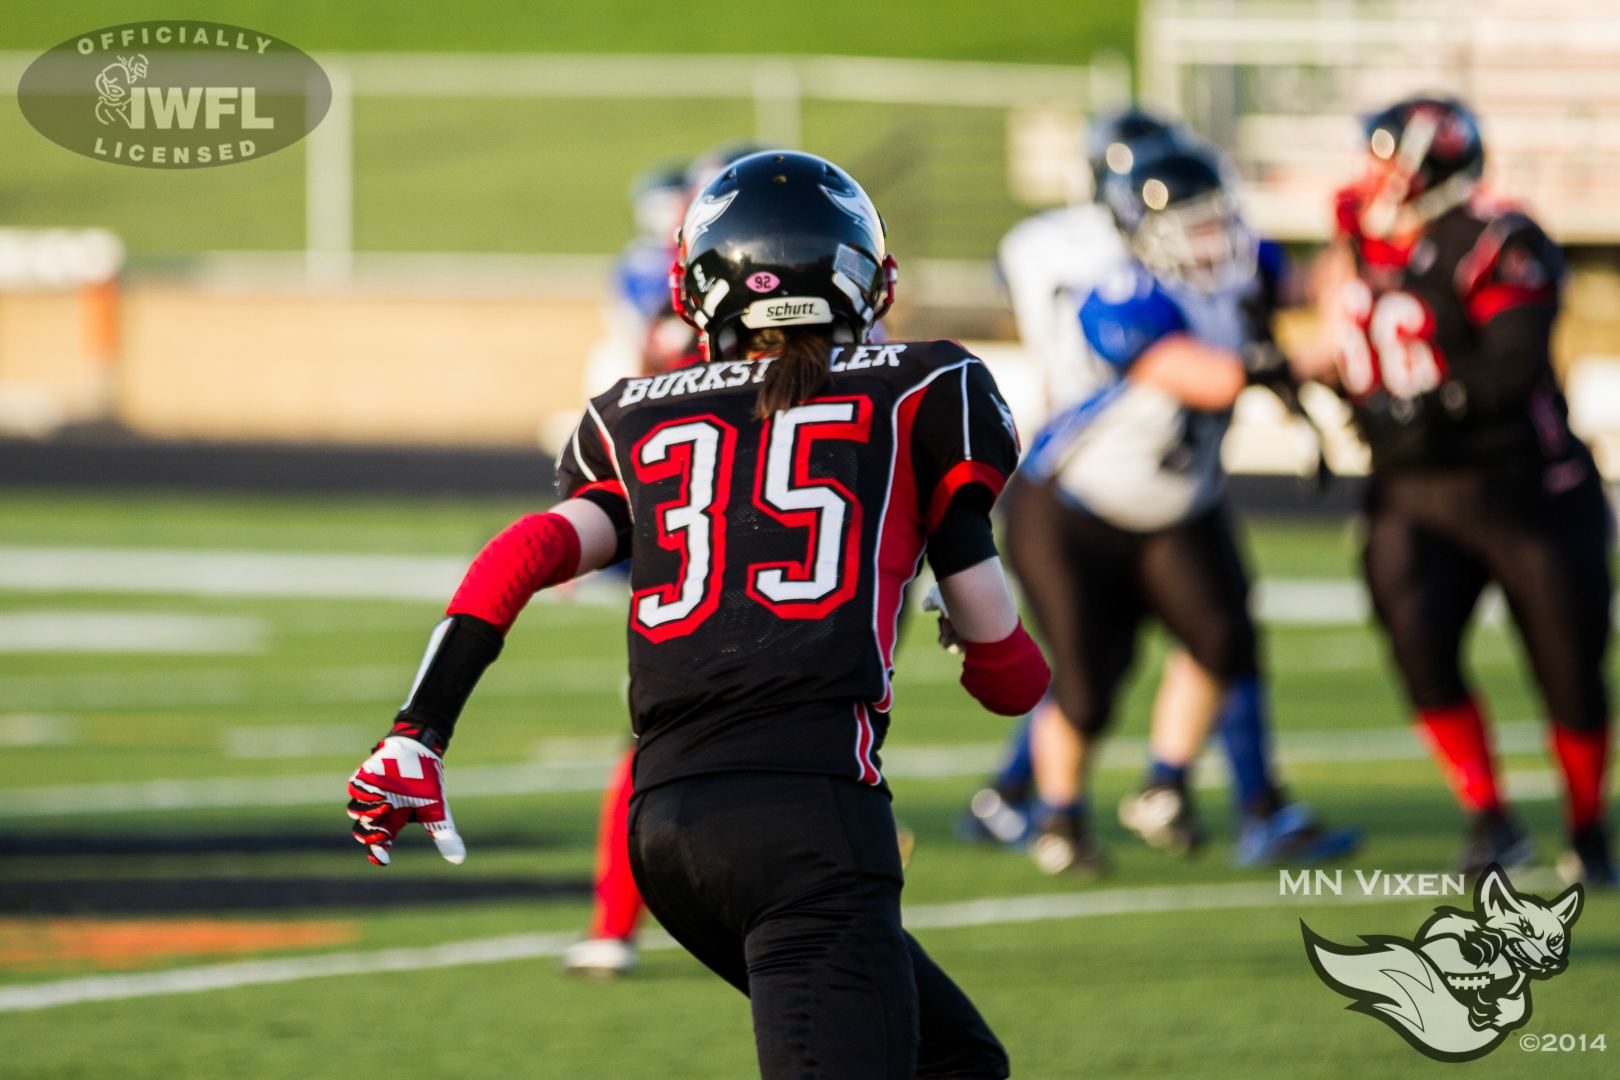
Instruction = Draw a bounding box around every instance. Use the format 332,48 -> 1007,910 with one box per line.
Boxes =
1357,97 -> 1484,235
1102,147 -> 1255,294
673,151 -> 896,361
1087,106 -> 1187,201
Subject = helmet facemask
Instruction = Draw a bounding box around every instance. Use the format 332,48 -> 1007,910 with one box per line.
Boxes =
1131,191 -> 1256,295
1356,102 -> 1482,241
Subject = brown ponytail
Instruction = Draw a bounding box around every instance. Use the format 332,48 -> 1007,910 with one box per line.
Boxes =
749,327 -> 833,419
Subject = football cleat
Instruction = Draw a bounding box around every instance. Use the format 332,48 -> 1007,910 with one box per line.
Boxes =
1118,783 -> 1205,856
1454,808 -> 1536,878
561,937 -> 638,977
1233,803 -> 1361,867
1556,823 -> 1616,889
955,787 -> 1032,847
1029,810 -> 1109,878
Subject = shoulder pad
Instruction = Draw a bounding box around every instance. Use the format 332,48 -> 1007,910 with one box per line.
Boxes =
1078,265 -> 1186,367
892,339 -> 976,366
1454,211 -> 1560,297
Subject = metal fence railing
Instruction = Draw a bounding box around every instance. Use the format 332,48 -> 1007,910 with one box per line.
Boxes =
1,51 -> 1130,283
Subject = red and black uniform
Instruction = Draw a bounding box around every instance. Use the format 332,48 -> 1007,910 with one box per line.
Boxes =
558,339 -> 1019,795
1333,196 -> 1612,834
560,339 -> 1018,1079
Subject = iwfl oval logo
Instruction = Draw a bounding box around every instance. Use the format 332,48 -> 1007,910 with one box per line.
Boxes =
18,22 -> 331,169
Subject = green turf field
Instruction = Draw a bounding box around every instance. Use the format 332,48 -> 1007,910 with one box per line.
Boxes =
1,3 -> 1133,258
0,2 -> 1134,62
0,490 -> 1612,1078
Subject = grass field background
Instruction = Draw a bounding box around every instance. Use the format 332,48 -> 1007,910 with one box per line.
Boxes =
0,490 -> 1613,1079
0,3 -> 1133,258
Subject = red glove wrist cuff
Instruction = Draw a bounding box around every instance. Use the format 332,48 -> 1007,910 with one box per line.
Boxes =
448,512 -> 581,633
961,619 -> 1051,717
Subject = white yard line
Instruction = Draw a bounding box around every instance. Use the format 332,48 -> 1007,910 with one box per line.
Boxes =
0,547 -> 630,607
0,612 -> 265,654
0,546 -> 1393,625
0,870 -> 1565,1014
0,658 -> 628,711
0,721 -> 1596,818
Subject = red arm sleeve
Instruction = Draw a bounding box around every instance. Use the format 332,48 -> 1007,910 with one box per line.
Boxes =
447,512 -> 581,633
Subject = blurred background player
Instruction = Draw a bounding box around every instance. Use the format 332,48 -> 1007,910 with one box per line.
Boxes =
1297,97 -> 1615,885
983,120 -> 1358,874
578,158 -> 692,399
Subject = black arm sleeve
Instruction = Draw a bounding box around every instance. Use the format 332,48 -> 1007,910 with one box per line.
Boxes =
389,613 -> 505,753
926,484 -> 999,578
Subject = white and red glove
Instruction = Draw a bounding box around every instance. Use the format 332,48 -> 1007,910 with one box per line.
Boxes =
960,620 -> 1051,716
347,736 -> 466,867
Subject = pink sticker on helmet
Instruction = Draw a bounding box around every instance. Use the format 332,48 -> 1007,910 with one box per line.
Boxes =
747,271 -> 780,292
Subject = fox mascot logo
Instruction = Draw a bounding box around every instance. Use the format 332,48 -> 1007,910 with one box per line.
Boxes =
1303,865 -> 1583,1062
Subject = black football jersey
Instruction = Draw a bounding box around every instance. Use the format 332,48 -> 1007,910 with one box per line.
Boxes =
556,340 -> 1020,794
1332,200 -> 1574,471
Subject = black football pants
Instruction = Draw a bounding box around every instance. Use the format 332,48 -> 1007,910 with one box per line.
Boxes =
1003,473 -> 1258,737
627,771 -> 1009,1080
1362,462 -> 1613,732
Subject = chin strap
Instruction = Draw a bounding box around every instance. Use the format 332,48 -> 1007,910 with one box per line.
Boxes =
873,254 -> 899,321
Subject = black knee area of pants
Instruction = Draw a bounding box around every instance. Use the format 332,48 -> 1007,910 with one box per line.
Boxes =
1004,474 -> 1260,738
1180,612 -> 1258,684
1551,711 -> 1612,736
628,772 -> 1008,1080
1055,686 -> 1112,738
1363,465 -> 1613,725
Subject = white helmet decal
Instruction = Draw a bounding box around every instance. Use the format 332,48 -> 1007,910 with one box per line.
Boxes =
681,190 -> 738,246
819,184 -> 882,239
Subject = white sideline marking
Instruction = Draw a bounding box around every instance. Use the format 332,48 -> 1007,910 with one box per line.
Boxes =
0,721 -> 1595,818
222,723 -> 373,759
0,657 -> 628,711
1252,579 -> 1368,625
0,870 -> 1565,1014
0,547 -> 466,601
0,547 -> 629,607
0,714 -> 75,746
0,545 -> 1381,625
0,611 -> 264,654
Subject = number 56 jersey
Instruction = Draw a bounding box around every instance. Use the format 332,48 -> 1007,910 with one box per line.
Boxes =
557,339 -> 1019,794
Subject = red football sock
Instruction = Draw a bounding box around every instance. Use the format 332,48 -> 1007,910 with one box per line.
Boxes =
1550,722 -> 1611,832
587,747 -> 645,942
1416,698 -> 1502,814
